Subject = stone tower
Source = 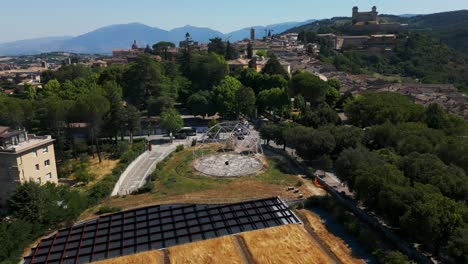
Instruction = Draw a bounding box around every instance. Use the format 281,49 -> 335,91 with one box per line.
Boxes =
250,28 -> 255,41
131,40 -> 139,49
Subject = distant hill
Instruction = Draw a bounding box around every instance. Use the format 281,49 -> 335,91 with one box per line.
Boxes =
286,10 -> 468,54
408,10 -> 468,52
0,20 -> 314,55
399,14 -> 420,18
226,20 -> 316,41
58,23 -> 169,54
0,36 -> 72,55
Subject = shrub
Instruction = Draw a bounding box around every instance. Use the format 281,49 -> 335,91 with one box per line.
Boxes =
119,149 -> 136,164
176,145 -> 184,152
87,174 -> 116,205
111,141 -> 129,159
132,181 -> 153,194
96,205 -> 121,215
295,179 -> 303,187
191,139 -> 197,146
344,219 -> 361,237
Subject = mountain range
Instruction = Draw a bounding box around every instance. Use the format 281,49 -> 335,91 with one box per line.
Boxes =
2,10 -> 467,56
0,20 -> 316,55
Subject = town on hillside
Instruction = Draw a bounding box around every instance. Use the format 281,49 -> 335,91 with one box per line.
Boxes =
1,5 -> 468,264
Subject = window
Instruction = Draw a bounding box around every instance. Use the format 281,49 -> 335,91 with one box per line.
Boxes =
33,150 -> 38,157
35,178 -> 41,184
35,164 -> 40,171
44,160 -> 50,167
42,147 -> 48,153
46,173 -> 52,180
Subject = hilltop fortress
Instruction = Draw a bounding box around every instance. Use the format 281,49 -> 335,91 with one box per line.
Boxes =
347,6 -> 407,34
352,6 -> 379,24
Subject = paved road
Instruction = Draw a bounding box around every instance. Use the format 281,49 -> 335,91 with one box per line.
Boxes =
114,138 -> 193,196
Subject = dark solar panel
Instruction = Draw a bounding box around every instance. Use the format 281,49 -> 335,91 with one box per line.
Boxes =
24,197 -> 300,264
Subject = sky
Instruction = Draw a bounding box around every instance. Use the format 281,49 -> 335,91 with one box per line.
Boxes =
1,0 -> 468,43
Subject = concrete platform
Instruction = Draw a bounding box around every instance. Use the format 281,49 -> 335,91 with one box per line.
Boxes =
193,153 -> 263,177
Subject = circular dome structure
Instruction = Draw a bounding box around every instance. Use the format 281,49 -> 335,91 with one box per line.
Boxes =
194,121 -> 263,158
192,121 -> 264,177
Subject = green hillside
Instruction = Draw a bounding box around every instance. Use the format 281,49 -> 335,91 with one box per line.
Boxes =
287,10 -> 468,54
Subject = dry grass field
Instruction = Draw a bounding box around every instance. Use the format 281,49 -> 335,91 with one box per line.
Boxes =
90,224 -> 344,264
168,236 -> 245,264
93,250 -> 164,264
241,224 -> 336,264
300,210 -> 366,264
88,157 -> 119,184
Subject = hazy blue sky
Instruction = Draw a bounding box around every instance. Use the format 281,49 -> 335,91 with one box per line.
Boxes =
1,0 -> 467,43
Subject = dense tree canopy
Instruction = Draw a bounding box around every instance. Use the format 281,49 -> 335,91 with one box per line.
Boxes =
345,92 -> 425,127
187,52 -> 228,91
290,71 -> 330,105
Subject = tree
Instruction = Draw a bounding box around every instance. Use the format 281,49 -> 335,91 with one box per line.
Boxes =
344,92 -> 425,127
327,79 -> 341,91
325,86 -> 340,108
257,88 -> 290,117
73,163 -> 95,184
256,50 -> 267,57
0,96 -> 33,129
425,103 -> 447,130
186,90 -> 215,118
187,53 -> 228,91
400,190 -> 464,250
425,103 -> 467,135
208,37 -> 226,56
123,105 -> 141,144
8,182 -> 87,226
152,41 -> 176,59
335,147 -> 383,187
235,86 -> 256,118
73,89 -> 110,163
247,42 -> 253,59
35,96 -> 70,155
147,96 -> 174,116
122,54 -> 164,107
102,81 -> 124,141
160,109 -> 183,142
238,68 -> 265,94
402,152 -> 468,201
330,125 -> 364,154
259,124 -> 276,145
290,71 -> 329,105
0,219 -> 36,264
448,227 -> 468,263
98,64 -> 126,85
437,137 -> 468,174
262,57 -> 289,79
320,155 -> 333,171
382,251 -> 412,264
225,41 -> 239,60
211,76 -> 243,119
41,64 -> 92,83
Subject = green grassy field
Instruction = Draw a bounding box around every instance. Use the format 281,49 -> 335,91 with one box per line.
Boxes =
150,146 -> 299,199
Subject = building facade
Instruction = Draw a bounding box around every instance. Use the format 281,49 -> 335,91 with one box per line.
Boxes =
0,127 -> 58,207
352,6 -> 378,24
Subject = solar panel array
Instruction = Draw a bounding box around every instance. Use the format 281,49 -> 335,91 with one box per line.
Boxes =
24,197 -> 300,264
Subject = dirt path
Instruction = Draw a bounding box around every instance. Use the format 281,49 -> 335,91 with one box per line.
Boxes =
296,210 -> 343,264
299,210 -> 366,264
